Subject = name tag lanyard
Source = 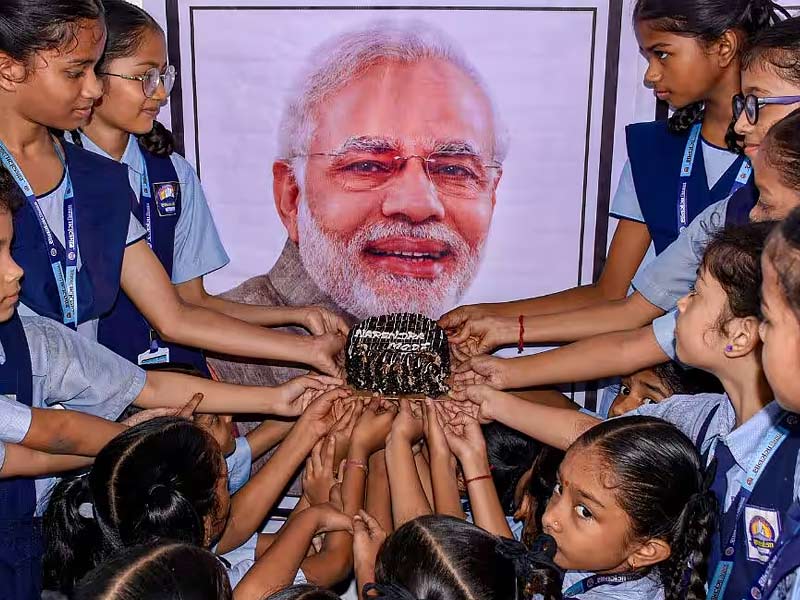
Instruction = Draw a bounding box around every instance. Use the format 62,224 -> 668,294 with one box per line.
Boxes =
678,123 -> 752,233
0,139 -> 78,329
706,413 -> 792,600
564,572 -> 645,597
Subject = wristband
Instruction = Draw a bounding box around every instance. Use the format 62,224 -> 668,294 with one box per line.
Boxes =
517,315 -> 525,354
465,473 -> 493,485
344,459 -> 369,476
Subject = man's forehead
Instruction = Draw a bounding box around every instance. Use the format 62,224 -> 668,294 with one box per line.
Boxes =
309,57 -> 497,154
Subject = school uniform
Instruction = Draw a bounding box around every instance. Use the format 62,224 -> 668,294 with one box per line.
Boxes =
631,394 -> 800,600
2,139 -> 146,343
561,570 -> 664,600
215,531 -> 308,589
226,435 -> 253,495
71,132 -> 229,373
0,313 -> 145,598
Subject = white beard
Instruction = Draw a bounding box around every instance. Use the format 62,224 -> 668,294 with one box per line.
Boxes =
296,199 -> 481,319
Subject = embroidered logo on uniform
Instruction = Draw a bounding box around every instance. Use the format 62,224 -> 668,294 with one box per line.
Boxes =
745,506 -> 781,563
153,182 -> 178,217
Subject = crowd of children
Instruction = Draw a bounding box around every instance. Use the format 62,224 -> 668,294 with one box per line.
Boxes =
2,0 -> 800,599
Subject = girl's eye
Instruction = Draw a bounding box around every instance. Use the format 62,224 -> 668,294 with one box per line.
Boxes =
655,50 -> 669,60
575,505 -> 593,520
620,384 -> 631,396
66,71 -> 84,79
643,397 -> 656,405
553,482 -> 563,496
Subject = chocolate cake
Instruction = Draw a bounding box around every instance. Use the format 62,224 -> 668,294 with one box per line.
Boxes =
345,313 -> 450,397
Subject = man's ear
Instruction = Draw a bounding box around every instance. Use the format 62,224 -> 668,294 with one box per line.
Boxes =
273,161 -> 301,243
0,51 -> 28,93
627,538 -> 671,571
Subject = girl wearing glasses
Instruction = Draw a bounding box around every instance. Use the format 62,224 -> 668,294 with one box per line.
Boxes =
0,0 -> 345,377
442,0 -> 783,360
67,0 -> 350,374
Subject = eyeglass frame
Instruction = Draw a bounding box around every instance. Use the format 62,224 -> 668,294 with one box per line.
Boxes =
98,64 -> 177,99
292,150 -> 503,193
732,93 -> 800,126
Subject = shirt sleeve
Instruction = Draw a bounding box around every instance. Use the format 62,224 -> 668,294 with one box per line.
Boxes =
609,161 -> 645,223
0,441 -> 5,471
632,197 -> 730,311
24,316 -> 146,420
652,310 -> 678,361
623,393 -> 728,446
226,436 -> 253,495
170,154 -> 230,284
0,395 -> 32,443
126,212 -> 147,246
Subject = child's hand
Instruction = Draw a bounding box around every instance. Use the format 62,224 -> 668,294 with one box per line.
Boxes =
448,315 -> 517,358
276,374 -> 343,416
121,393 -> 203,427
450,355 -> 508,391
353,509 -> 388,578
302,437 -> 338,505
388,398 -> 424,446
298,388 -> 352,441
310,332 -> 347,378
351,398 -> 398,457
444,386 -> 497,424
300,306 -> 350,337
422,398 -> 452,461
195,413 -> 236,456
442,412 -> 488,468
309,493 -> 354,535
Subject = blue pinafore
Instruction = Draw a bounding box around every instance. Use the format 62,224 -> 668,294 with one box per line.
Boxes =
96,142 -> 210,375
626,120 -> 754,254
0,314 -> 41,599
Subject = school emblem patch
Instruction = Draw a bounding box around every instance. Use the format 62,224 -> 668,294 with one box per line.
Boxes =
153,182 -> 178,217
744,506 -> 781,563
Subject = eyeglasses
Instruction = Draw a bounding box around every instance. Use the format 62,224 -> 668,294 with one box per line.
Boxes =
733,93 -> 800,125
99,65 -> 177,98
297,151 -> 502,197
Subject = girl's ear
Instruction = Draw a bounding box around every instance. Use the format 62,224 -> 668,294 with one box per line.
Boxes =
627,538 -> 671,571
0,52 -> 28,92
714,30 -> 741,69
724,316 -> 761,358
273,160 -> 301,243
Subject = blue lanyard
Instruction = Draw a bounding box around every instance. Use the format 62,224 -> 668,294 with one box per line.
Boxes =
0,139 -> 78,328
564,572 -> 644,597
139,153 -> 154,249
678,122 -> 752,233
706,414 -> 792,600
750,500 -> 800,600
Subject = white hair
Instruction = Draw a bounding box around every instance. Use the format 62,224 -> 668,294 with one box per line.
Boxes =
276,19 -> 509,163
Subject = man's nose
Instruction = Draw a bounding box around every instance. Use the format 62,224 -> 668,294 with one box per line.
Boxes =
381,157 -> 446,223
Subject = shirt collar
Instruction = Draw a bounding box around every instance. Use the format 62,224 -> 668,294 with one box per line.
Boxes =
78,131 -> 145,176
722,400 -> 784,471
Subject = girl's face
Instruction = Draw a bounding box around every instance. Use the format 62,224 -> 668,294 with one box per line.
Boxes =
675,268 -> 732,372
749,142 -> 800,223
541,449 -> 639,573
1,19 -> 106,131
92,27 -> 169,135
205,455 -> 231,547
734,64 -> 800,159
636,21 -> 730,110
608,369 -> 671,417
759,255 -> 800,412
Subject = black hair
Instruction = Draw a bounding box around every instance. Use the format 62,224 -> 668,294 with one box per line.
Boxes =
762,107 -> 800,191
72,541 -> 232,600
742,16 -> 800,87
0,165 -> 24,214
373,515 -> 562,600
0,0 -> 104,70
701,220 -> 775,333
43,417 -> 223,594
573,417 -> 717,600
650,361 -> 724,396
521,446 -> 564,548
632,0 -> 788,137
265,585 -> 341,600
68,0 -> 175,157
765,205 -> 800,317
483,422 -> 543,515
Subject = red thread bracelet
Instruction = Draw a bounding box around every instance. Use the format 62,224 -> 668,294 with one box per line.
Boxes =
518,315 -> 525,354
465,474 -> 493,485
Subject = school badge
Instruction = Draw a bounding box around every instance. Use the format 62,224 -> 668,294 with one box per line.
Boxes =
745,506 -> 781,563
153,182 -> 179,217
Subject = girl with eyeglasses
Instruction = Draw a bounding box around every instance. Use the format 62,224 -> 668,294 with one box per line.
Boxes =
66,0 -> 349,374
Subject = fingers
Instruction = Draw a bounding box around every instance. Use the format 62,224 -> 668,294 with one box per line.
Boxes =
307,374 -> 344,388
356,509 -> 385,537
323,435 -> 336,471
311,438 -> 325,472
178,393 -> 203,418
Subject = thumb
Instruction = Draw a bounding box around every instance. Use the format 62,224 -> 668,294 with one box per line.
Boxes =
178,393 -> 203,418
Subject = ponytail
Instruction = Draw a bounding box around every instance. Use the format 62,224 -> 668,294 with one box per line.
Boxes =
138,121 -> 175,157
667,102 -> 705,135
42,475 -> 108,593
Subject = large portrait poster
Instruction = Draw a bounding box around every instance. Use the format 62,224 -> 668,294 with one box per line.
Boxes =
153,0 -> 622,326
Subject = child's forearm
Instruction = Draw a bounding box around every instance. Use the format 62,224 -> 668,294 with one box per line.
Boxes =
429,452 -> 464,519
138,371 -> 286,414
218,426 -> 316,554
385,438 -> 431,528
24,408 -> 124,456
366,452 -> 393,534
461,452 -> 513,538
299,530 -> 353,587
245,418 -> 294,460
1,444 -> 93,478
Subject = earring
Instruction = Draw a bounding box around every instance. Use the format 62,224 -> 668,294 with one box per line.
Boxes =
725,344 -> 733,352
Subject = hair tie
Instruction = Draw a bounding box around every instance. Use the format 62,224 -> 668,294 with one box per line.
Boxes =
496,535 -> 563,581
362,583 -> 420,600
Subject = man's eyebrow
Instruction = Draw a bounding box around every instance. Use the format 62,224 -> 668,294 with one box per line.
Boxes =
333,136 -> 399,154
432,140 -> 481,156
